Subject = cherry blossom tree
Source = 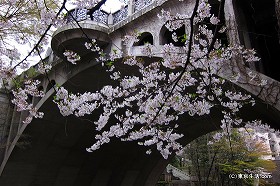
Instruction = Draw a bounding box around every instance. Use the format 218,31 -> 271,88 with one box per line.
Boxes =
0,0 -> 279,160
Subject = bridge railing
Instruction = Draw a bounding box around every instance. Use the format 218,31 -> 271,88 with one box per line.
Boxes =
65,0 -> 156,25
134,0 -> 153,11
166,164 -> 190,180
112,5 -> 128,24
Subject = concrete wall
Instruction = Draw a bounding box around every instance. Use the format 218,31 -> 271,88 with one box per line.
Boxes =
0,90 -> 12,164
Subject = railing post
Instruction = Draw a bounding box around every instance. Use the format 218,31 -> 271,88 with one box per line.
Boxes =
128,0 -> 135,15
108,13 -> 113,25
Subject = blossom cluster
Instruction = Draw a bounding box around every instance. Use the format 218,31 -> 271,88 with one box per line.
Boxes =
37,62 -> 52,74
11,80 -> 45,124
122,30 -> 141,46
63,50 -> 81,64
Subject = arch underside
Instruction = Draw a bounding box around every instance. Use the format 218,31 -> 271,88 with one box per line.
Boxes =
0,58 -> 280,186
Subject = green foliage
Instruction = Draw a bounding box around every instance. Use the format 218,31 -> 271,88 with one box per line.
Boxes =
99,51 -> 106,57
170,156 -> 181,168
12,78 -> 23,89
112,49 -> 118,54
11,74 -> 25,89
178,129 -> 276,185
106,61 -> 114,67
53,95 -> 58,101
178,34 -> 187,43
189,93 -> 197,98
135,30 -> 142,37
25,67 -> 38,78
10,66 -> 40,89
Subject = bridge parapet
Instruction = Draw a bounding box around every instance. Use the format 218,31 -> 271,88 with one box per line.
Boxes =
51,0 -> 172,58
51,20 -> 111,58
166,164 -> 190,180
65,0 -> 165,26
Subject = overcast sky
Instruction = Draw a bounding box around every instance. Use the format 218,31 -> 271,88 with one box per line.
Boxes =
102,0 -> 125,13
65,0 -> 125,13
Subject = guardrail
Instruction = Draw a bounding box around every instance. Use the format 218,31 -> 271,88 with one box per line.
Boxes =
166,164 -> 190,180
66,0 -> 155,25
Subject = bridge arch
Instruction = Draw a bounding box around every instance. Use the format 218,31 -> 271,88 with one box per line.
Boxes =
159,24 -> 186,46
133,32 -> 154,46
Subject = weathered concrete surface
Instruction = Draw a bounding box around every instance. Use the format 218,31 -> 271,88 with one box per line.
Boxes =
0,91 -> 10,165
0,92 -> 10,140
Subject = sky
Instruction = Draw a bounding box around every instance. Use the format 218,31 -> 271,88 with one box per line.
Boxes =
101,0 -> 125,13
65,0 -> 125,13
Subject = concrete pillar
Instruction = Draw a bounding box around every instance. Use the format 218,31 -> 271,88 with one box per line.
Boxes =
269,133 -> 280,158
224,0 -> 240,46
0,90 -> 13,173
275,0 -> 280,44
224,0 -> 252,72
253,177 -> 259,186
128,0 -> 135,16
108,13 -> 113,25
0,91 -> 10,141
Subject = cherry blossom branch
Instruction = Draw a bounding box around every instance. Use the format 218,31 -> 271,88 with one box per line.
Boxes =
87,0 -> 107,20
35,48 -> 57,93
146,0 -> 200,126
12,0 -> 67,69
207,0 -> 225,54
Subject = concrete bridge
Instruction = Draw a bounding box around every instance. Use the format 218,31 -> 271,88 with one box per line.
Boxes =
0,0 -> 280,185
